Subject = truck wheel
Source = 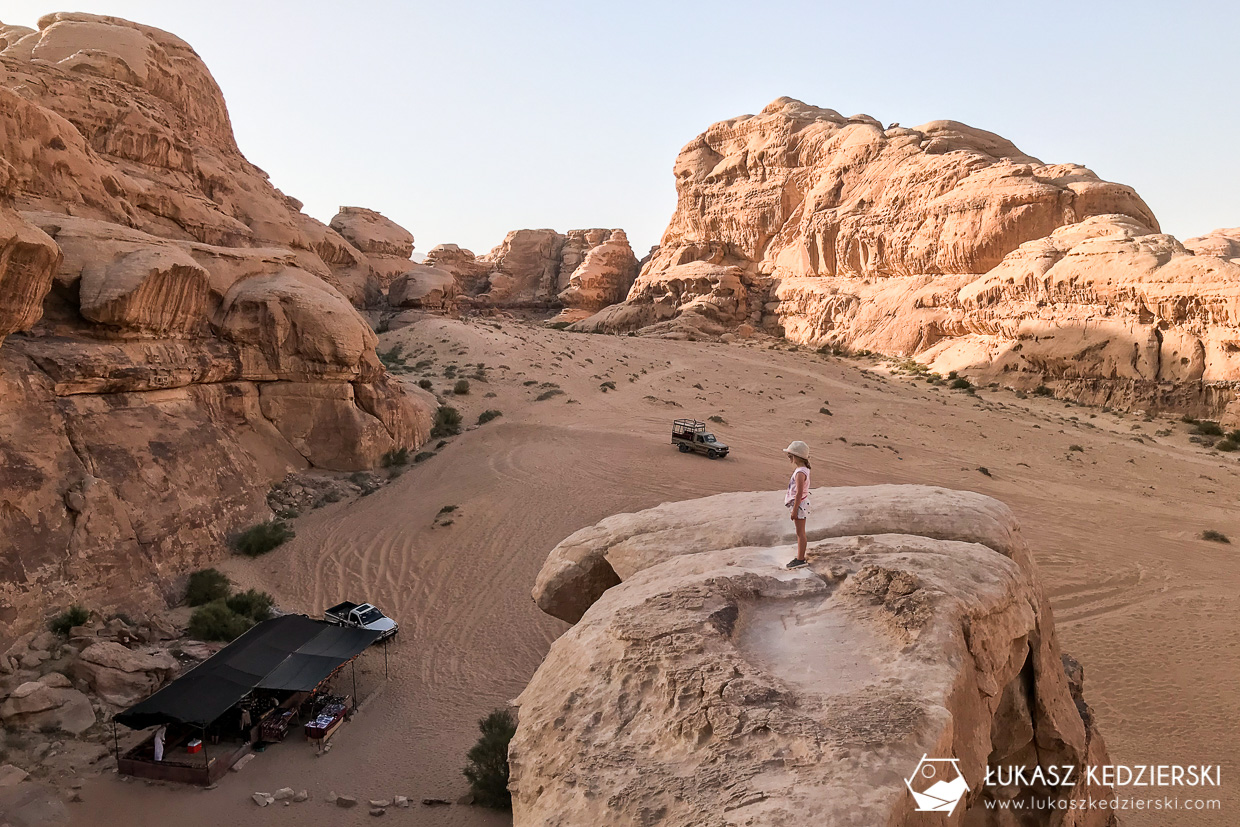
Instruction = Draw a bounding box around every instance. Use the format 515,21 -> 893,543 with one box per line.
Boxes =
678,444 -> 690,453
708,449 -> 719,459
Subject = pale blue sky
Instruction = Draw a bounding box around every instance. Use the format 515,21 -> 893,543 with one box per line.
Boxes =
5,1 -> 1237,256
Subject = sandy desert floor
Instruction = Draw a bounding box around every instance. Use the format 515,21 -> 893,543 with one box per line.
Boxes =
76,314 -> 1240,826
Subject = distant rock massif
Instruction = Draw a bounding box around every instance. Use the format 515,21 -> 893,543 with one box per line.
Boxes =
578,98 -> 1240,421
0,13 -> 432,629
517,486 -> 1115,825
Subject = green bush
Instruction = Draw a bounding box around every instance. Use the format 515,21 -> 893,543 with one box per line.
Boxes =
950,377 -> 972,390
418,379 -> 433,390
1215,438 -> 1238,452
185,569 -> 231,607
1201,529 -> 1231,544
453,379 -> 471,395
414,451 -> 435,463
431,406 -> 463,438
1033,385 -> 1054,397
225,589 -> 274,622
535,389 -> 565,401
377,344 -> 407,370
708,415 -> 726,424
233,520 -> 294,557
382,447 -> 410,467
188,601 -> 255,642
463,709 -> 517,810
49,605 -> 90,637
477,410 -> 502,425
1192,420 -> 1224,436
1068,445 -> 1084,452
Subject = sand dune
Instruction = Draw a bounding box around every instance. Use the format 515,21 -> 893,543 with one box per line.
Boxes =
78,316 -> 1240,826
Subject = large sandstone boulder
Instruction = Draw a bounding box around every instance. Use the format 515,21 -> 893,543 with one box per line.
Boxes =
388,264 -> 458,310
73,641 -> 179,708
516,486 -> 1114,825
0,207 -> 60,345
556,229 -> 638,312
0,680 -> 95,735
330,207 -> 414,258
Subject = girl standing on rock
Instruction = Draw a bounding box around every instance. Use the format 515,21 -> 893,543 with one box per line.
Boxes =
784,441 -> 811,569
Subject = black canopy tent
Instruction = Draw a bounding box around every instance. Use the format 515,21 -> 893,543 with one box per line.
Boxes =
114,614 -> 381,730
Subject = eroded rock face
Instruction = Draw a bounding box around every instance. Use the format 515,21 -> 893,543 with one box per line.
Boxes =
0,13 -> 430,634
582,97 -> 1240,420
516,485 -> 1114,826
443,228 -> 637,310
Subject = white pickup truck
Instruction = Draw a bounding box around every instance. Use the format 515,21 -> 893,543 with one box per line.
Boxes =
324,601 -> 398,641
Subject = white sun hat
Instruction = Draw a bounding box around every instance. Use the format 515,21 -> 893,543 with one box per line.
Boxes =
783,440 -> 810,460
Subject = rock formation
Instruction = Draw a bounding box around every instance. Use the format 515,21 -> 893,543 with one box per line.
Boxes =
329,206 -> 418,298
0,13 -> 431,634
578,97 -> 1240,421
423,228 -> 637,314
516,485 -> 1114,825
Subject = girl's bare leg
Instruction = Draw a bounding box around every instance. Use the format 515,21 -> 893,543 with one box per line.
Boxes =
795,518 -> 807,561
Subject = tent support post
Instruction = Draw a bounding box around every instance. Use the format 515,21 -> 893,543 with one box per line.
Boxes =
384,638 -> 389,679
352,659 -> 357,701
202,726 -> 209,771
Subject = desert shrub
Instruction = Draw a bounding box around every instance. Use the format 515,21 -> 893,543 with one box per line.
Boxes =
1192,420 -> 1224,436
382,447 -> 410,467
49,605 -> 90,637
548,321 -> 571,330
188,601 -> 255,642
1180,414 -> 1198,424
535,389 -> 565,401
1068,445 -> 1084,452
374,317 -> 390,334
522,380 -> 538,386
977,467 -> 992,477
1032,385 -> 1054,397
819,407 -> 833,416
185,569 -> 231,607
950,377 -> 972,390
1201,530 -> 1231,544
599,381 -> 616,391
708,415 -> 725,424
414,451 -> 435,463
453,379 -> 471,395
377,344 -> 407,370
233,520 -> 294,557
477,410 -> 502,425
1215,438 -> 1238,452
418,379 -> 433,390
462,709 -> 517,810
438,505 -> 458,515
431,406 -> 463,438
225,589 -> 274,621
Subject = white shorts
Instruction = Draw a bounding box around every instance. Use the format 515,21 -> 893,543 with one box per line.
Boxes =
788,501 -> 809,520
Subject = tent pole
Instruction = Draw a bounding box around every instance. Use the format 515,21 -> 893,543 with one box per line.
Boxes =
202,726 -> 209,771
384,638 -> 389,679
352,659 -> 357,702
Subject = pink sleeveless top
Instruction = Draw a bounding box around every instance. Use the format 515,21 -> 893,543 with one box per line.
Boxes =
785,466 -> 810,506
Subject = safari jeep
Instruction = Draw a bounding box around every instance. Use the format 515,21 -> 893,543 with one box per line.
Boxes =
671,419 -> 730,459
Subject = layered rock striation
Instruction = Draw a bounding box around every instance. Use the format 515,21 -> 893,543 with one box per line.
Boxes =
578,97 -> 1240,420
0,13 -> 430,632
516,485 -> 1114,825
418,228 -> 637,316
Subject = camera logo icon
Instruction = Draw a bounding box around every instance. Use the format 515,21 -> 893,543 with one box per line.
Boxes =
905,754 -> 969,814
